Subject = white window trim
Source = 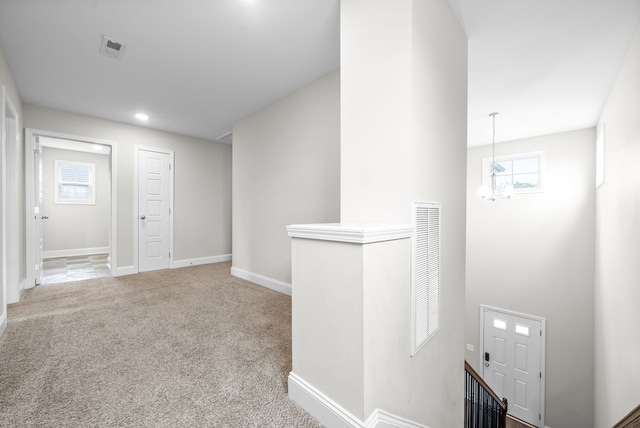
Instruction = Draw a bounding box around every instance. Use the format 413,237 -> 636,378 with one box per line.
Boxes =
55,160 -> 96,205
481,150 -> 545,194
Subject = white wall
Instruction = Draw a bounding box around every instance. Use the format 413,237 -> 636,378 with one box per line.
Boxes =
41,147 -> 109,255
466,128 -> 596,428
339,0 -> 468,426
24,105 -> 232,271
595,25 -> 640,428
232,71 -> 340,287
0,43 -> 24,329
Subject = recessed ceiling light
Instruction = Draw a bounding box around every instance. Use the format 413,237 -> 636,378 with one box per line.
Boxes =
135,113 -> 149,121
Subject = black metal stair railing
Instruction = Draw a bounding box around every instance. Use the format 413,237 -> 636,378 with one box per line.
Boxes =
465,361 -> 508,428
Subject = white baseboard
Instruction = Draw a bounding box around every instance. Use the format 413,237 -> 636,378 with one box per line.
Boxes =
113,265 -> 136,277
172,254 -> 232,269
230,266 -> 292,296
43,247 -> 110,259
288,372 -> 363,428
116,254 -> 231,277
0,311 -> 6,338
7,278 -> 28,303
365,411 -> 429,428
288,372 -> 429,428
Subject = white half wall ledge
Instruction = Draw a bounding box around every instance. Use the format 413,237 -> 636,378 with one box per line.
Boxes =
286,223 -> 413,244
288,372 -> 430,428
172,254 -> 232,269
230,266 -> 292,296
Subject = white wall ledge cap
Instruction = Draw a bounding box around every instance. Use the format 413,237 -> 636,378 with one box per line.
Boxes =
287,223 -> 413,244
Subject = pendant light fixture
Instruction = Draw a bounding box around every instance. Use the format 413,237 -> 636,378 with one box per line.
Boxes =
479,112 -> 513,201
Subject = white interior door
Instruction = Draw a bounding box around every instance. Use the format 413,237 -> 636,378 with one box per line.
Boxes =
482,306 -> 544,427
138,149 -> 171,272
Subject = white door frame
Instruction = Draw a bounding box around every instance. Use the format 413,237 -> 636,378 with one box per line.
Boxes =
133,145 -> 174,272
25,128 -> 117,289
480,304 -> 546,427
2,86 -> 22,307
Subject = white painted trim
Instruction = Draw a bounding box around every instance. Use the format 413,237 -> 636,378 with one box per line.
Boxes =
288,372 -> 364,428
25,129 -> 116,288
0,311 -> 6,338
480,305 -> 546,427
113,265 -> 137,277
230,266 -> 291,296
133,146 -> 174,273
172,254 -> 232,268
287,223 -> 413,244
39,136 -> 112,155
18,279 -> 26,299
365,411 -> 430,428
43,247 -> 110,259
288,372 -> 430,428
2,85 -> 19,307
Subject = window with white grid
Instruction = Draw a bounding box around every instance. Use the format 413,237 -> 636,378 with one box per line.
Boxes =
481,150 -> 545,194
55,160 -> 95,204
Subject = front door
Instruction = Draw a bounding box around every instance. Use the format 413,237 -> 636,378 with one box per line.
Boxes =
482,306 -> 544,427
138,149 -> 171,272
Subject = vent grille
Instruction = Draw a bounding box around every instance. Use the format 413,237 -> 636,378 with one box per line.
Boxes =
106,40 -> 122,51
411,201 -> 441,356
100,35 -> 126,59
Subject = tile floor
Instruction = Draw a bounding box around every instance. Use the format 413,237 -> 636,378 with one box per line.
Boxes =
40,253 -> 111,286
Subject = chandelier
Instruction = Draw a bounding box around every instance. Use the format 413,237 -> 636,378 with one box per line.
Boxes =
479,112 -> 513,201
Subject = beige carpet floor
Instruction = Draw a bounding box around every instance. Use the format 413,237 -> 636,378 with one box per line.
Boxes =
0,262 -> 321,428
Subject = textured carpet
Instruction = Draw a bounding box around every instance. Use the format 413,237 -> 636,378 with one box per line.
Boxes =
0,262 -> 321,428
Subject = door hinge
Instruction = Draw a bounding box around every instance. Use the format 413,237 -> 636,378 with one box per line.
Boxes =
169,252 -> 171,258
540,372 -> 542,379
539,413 -> 541,420
169,164 -> 171,171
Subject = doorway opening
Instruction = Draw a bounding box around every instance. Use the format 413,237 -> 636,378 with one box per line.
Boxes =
25,129 -> 117,289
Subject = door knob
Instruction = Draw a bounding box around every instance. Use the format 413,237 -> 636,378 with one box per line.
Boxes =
140,215 -> 146,220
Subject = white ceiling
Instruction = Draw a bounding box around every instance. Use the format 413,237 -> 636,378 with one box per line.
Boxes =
0,0 -> 340,143
0,0 -> 638,147
450,0 -> 640,146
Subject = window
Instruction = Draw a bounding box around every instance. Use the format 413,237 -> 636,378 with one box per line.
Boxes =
515,324 -> 530,337
55,160 -> 95,204
482,150 -> 544,194
493,319 -> 507,331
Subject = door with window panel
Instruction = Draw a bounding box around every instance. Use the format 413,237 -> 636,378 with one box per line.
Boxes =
482,306 -> 544,427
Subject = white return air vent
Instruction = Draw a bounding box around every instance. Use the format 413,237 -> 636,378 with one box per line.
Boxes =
411,201 -> 441,356
100,35 -> 126,59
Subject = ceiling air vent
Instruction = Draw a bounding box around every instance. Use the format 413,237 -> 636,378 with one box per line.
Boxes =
100,35 -> 126,59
